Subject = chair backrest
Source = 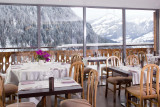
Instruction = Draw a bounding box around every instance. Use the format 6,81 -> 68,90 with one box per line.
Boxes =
106,56 -> 120,67
140,64 -> 159,98
69,61 -> 84,98
86,69 -> 98,107
127,50 -> 134,56
113,51 -> 121,60
138,51 -> 148,64
0,76 -> 5,107
126,55 -> 139,66
71,54 -> 82,64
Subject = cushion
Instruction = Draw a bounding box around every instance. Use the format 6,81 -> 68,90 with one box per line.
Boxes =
4,84 -> 18,96
107,77 -> 127,84
7,102 -> 36,107
101,66 -> 106,71
60,99 -> 91,107
84,67 -> 92,73
152,84 -> 160,91
123,76 -> 132,82
126,85 -> 157,97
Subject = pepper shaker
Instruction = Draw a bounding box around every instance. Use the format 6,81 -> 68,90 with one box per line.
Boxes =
49,77 -> 54,91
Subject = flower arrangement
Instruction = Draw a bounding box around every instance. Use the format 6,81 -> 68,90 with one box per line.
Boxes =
36,50 -> 50,62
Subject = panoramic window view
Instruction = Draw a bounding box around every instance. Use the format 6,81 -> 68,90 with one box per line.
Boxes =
0,1 -> 160,107
0,5 -> 38,49
126,10 -> 154,44
41,7 -> 83,49
86,8 -> 122,52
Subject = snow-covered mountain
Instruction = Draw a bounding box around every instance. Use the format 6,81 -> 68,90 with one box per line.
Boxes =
91,14 -> 153,43
0,6 -> 114,48
0,6 -> 153,49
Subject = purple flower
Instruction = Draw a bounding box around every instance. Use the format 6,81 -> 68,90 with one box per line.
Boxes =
46,58 -> 50,62
36,50 -> 50,62
43,53 -> 50,58
36,50 -> 43,55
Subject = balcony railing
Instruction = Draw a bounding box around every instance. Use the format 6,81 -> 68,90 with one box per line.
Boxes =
0,47 -> 154,73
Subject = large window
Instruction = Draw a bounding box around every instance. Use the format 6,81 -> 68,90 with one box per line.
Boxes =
0,5 -> 38,50
41,7 -> 83,51
86,8 -> 122,56
126,10 -> 154,46
86,8 -> 122,46
0,5 -> 156,56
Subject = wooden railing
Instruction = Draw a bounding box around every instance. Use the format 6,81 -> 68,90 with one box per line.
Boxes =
0,48 -> 153,73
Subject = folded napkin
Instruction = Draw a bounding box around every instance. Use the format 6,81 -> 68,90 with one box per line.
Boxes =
11,66 -> 21,69
61,62 -> 66,65
20,67 -> 30,70
61,80 -> 75,84
21,81 -> 35,85
128,70 -> 137,73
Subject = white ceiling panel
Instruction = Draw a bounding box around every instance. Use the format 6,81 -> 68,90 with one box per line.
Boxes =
0,0 -> 160,9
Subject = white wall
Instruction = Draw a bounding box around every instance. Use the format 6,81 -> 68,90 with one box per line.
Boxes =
0,0 -> 160,9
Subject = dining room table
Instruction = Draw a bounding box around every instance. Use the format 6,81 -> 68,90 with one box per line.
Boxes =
146,54 -> 160,65
106,65 -> 160,85
5,62 -> 71,85
17,77 -> 83,107
83,56 -> 107,85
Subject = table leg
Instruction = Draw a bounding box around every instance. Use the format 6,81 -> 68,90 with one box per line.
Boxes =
97,61 -> 100,85
46,96 -> 51,107
65,94 -> 71,99
42,96 -> 46,107
158,58 -> 160,65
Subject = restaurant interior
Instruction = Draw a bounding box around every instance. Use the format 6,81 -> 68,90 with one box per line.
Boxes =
0,0 -> 160,107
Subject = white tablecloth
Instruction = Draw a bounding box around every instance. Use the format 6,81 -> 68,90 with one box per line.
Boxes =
18,78 -> 80,106
117,65 -> 160,85
18,78 -> 80,91
5,62 -> 70,85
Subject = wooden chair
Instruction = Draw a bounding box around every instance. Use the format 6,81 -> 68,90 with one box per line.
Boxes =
113,51 -> 121,60
125,55 -> 139,82
101,50 -> 121,84
122,55 -> 139,93
6,102 -> 36,107
105,56 -> 121,102
60,69 -> 98,107
105,56 -> 131,103
69,61 -> 84,97
71,54 -> 82,64
126,55 -> 139,66
0,73 -> 18,105
126,64 -> 160,107
101,55 -> 120,85
0,76 -> 5,107
127,50 -> 134,56
54,61 -> 84,107
0,76 -> 36,107
138,51 -> 148,64
71,54 -> 88,80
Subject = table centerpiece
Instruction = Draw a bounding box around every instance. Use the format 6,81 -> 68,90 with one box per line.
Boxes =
36,50 -> 50,65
